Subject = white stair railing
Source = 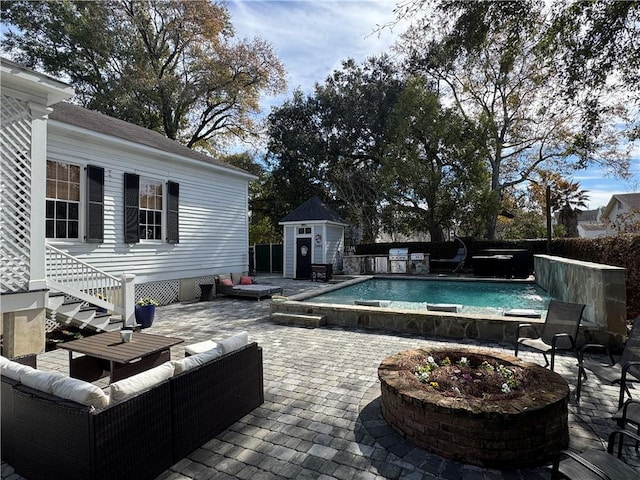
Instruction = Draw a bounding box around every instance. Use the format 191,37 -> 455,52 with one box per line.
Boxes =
45,244 -> 135,327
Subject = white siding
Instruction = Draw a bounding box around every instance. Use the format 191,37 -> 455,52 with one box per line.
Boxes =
326,225 -> 344,270
313,225 -> 324,264
46,124 -> 250,284
283,225 -> 295,278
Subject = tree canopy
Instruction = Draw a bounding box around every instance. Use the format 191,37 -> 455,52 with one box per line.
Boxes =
1,0 -> 286,152
396,0 -> 633,238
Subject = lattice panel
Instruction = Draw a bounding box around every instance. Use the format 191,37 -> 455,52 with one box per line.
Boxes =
135,281 -> 179,306
0,96 -> 32,293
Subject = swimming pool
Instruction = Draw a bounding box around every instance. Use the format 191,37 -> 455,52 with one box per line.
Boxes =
305,278 -> 551,315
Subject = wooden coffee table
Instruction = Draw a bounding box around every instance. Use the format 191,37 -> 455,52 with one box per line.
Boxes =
57,331 -> 183,383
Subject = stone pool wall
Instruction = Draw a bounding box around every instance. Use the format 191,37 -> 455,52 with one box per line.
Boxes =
270,299 -> 529,343
534,255 -> 627,337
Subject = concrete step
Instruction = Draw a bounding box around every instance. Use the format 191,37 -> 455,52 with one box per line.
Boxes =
271,312 -> 326,328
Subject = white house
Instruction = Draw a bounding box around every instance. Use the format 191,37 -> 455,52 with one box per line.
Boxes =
576,208 -> 607,238
600,193 -> 640,235
1,58 -> 255,359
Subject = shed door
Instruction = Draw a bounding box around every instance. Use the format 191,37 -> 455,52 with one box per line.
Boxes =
295,238 -> 312,279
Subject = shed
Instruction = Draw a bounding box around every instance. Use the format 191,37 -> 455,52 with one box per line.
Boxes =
279,197 -> 348,279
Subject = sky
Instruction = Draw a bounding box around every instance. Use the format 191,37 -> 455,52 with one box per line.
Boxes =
227,0 -> 639,210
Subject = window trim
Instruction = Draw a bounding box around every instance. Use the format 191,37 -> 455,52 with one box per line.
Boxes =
45,159 -> 83,242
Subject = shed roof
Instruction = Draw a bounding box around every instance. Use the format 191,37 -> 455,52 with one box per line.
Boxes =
279,196 -> 347,225
49,102 -> 253,178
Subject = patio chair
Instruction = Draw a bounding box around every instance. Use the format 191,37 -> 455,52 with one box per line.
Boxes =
576,317 -> 640,408
551,429 -> 640,480
514,300 -> 585,371
429,236 -> 467,273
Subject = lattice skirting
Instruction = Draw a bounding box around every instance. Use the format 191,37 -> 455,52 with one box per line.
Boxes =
135,281 -> 180,306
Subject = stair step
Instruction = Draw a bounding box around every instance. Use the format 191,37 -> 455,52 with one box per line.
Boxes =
271,312 -> 326,328
47,292 -> 66,311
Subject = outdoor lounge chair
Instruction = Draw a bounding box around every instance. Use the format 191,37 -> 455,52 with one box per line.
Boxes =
576,317 -> 640,409
514,300 -> 585,371
551,429 -> 640,480
429,236 -> 467,273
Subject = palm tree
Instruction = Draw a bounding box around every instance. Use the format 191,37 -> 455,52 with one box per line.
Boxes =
555,180 -> 589,237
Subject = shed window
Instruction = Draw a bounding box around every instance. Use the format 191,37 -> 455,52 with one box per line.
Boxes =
46,160 -> 80,239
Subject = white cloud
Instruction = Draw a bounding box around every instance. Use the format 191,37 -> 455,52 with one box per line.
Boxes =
228,0 -> 407,100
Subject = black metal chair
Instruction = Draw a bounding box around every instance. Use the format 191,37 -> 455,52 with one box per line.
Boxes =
551,429 -> 640,479
576,317 -> 640,407
514,300 -> 585,371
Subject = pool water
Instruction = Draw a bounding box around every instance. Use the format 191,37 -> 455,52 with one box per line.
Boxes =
308,278 -> 551,315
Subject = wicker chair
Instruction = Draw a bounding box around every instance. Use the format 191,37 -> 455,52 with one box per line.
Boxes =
552,429 -> 640,480
514,300 -> 585,371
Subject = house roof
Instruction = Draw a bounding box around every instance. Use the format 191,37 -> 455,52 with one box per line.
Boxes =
1,57 -> 74,106
577,209 -> 600,222
602,193 -> 640,218
578,223 -> 606,231
279,196 -> 347,225
48,102 -> 253,178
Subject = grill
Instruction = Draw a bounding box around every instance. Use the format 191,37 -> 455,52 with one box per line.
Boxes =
389,248 -> 408,273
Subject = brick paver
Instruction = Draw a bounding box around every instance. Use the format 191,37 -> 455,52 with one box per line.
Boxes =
2,275 -> 639,479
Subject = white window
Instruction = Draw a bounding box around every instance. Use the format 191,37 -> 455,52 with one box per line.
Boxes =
139,177 -> 163,240
46,160 -> 80,239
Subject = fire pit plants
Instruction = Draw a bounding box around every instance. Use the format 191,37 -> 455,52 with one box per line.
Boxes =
413,352 -> 523,399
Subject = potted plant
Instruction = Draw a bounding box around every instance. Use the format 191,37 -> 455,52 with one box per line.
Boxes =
134,297 -> 159,328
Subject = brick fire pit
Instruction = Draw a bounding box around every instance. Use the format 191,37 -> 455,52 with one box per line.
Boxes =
378,347 -> 569,469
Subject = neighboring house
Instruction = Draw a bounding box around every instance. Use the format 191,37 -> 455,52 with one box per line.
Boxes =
600,193 -> 640,235
576,208 -> 607,238
1,58 -> 255,358
279,197 -> 348,279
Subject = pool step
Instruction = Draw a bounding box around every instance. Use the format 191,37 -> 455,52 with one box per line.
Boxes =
271,312 -> 327,328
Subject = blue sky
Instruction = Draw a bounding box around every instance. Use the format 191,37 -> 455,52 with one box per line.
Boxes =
228,0 -> 639,210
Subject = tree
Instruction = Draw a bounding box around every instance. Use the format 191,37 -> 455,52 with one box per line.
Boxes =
381,76 -> 490,241
265,57 -> 404,242
398,1 -> 630,239
544,1 -> 640,140
1,0 -> 286,152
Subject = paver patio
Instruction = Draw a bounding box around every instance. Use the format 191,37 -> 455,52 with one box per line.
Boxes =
2,275 -> 639,479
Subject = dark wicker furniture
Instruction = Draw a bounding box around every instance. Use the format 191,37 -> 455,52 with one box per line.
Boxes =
1,342 -> 264,480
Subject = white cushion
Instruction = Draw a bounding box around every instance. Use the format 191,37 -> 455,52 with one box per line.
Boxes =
0,358 -> 34,381
217,331 -> 249,355
173,347 -> 222,374
20,369 -> 66,394
51,376 -> 110,409
231,272 -> 243,285
184,339 -> 218,356
109,361 -> 174,403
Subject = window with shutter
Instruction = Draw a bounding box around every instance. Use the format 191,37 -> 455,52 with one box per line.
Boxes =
46,160 -> 80,239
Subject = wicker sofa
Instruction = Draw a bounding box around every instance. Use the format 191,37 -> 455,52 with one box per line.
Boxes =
1,342 -> 263,480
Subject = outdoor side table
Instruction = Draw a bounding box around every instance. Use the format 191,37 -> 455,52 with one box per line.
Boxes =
57,331 -> 183,383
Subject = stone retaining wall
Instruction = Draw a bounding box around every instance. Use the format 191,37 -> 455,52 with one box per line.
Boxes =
535,255 -> 626,336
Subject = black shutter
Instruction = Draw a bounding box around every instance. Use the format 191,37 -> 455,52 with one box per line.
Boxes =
124,173 -> 140,243
167,181 -> 179,244
85,165 -> 104,243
